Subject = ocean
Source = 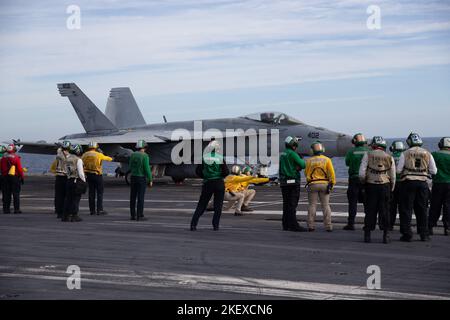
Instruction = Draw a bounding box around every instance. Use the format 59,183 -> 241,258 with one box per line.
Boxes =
18,137 -> 441,179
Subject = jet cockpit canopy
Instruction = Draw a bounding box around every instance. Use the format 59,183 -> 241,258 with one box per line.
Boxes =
242,112 -> 304,125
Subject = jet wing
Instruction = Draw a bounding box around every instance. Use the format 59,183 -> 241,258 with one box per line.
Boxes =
15,129 -> 262,155
14,141 -> 59,155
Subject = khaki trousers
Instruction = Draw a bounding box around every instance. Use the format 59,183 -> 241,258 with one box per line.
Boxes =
223,192 -> 245,212
307,183 -> 332,230
243,189 -> 256,206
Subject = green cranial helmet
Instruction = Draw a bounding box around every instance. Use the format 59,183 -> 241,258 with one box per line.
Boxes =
406,132 -> 423,147
70,144 -> 82,155
352,133 -> 367,146
389,141 -> 406,153
88,141 -> 99,149
136,140 -> 148,149
285,136 -> 300,149
242,166 -> 252,175
311,141 -> 325,155
371,136 -> 387,149
61,140 -> 71,150
438,137 -> 450,149
0,145 -> 6,153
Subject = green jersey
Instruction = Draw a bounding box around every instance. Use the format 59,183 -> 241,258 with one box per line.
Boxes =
279,148 -> 306,185
345,146 -> 369,179
129,151 -> 152,181
432,150 -> 450,184
392,151 -> 403,181
202,152 -> 225,181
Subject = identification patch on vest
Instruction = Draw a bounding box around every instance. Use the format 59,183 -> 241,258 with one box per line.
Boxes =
286,179 -> 296,184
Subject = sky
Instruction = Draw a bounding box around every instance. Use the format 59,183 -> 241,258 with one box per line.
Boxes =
0,0 -> 449,141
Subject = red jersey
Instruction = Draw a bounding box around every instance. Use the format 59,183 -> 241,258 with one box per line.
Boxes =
1,153 -> 24,178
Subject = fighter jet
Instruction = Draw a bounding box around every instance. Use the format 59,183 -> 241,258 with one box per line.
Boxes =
17,83 -> 353,182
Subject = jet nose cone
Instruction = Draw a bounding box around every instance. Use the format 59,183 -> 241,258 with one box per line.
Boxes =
337,134 -> 353,156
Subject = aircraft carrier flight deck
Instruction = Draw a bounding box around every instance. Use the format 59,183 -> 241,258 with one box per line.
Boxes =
0,176 -> 449,300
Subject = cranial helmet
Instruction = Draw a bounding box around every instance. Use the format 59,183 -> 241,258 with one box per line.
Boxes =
311,141 -> 325,155
438,137 -> 450,149
61,140 -> 71,150
136,140 -> 148,149
370,136 -> 387,149
70,144 -> 82,156
231,165 -> 241,175
352,133 -> 367,146
207,140 -> 220,153
389,141 -> 406,153
88,141 -> 99,149
6,144 -> 16,153
406,133 -> 423,147
285,136 -> 300,149
242,166 -> 252,175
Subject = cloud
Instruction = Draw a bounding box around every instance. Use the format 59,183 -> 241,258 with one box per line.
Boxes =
0,0 -> 449,138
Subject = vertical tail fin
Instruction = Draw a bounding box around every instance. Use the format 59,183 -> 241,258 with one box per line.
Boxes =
105,87 -> 146,129
57,83 -> 118,133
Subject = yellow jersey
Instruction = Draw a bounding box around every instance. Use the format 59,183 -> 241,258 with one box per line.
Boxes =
238,175 -> 269,191
305,155 -> 336,185
81,150 -> 113,175
224,175 -> 253,193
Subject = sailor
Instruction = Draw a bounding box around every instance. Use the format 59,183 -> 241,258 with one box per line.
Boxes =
279,136 -> 307,232
0,145 -> 6,195
428,137 -> 450,236
82,141 -> 113,215
305,141 -> 336,232
129,140 -> 153,221
343,133 -> 370,231
190,140 -> 229,231
1,144 -> 24,214
50,140 -> 71,218
222,165 -> 252,216
387,140 -> 406,230
397,133 -> 437,242
62,144 -> 86,222
238,166 -> 269,212
359,137 -> 396,243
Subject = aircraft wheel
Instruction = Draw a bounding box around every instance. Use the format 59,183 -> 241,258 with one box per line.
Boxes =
171,177 -> 185,184
125,171 -> 131,185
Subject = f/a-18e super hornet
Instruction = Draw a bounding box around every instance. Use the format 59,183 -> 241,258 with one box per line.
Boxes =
17,83 -> 353,182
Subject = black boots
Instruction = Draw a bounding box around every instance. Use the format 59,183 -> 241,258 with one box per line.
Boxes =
364,230 -> 371,243
383,231 -> 390,244
343,224 -> 355,231
400,234 -> 412,242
